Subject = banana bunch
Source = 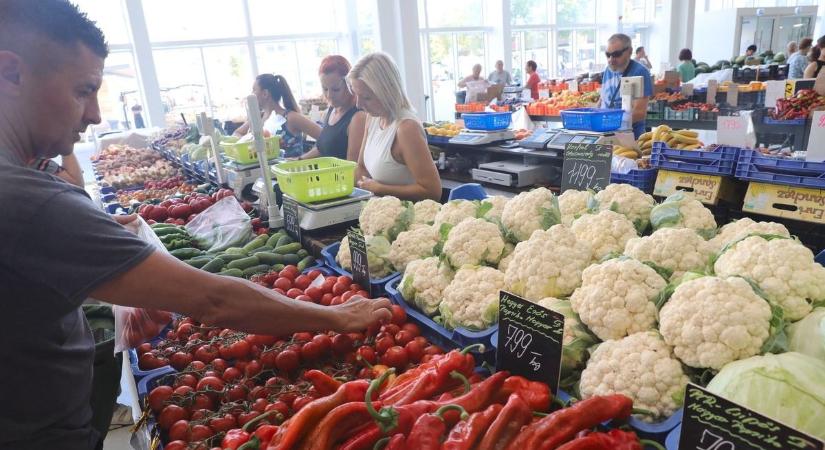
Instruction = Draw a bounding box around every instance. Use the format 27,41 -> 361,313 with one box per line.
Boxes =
613,145 -> 641,159
636,131 -> 654,156
649,125 -> 704,151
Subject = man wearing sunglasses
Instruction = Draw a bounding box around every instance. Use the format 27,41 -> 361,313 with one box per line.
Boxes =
600,34 -> 652,139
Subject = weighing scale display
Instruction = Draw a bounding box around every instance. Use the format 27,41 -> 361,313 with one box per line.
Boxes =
578,135 -> 599,144
550,134 -> 574,146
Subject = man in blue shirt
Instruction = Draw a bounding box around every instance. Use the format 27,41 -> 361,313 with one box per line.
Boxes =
600,33 -> 653,138
788,38 -> 812,79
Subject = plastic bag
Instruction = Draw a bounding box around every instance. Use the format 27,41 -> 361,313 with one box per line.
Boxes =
113,216 -> 173,353
185,195 -> 253,252
511,107 -> 535,130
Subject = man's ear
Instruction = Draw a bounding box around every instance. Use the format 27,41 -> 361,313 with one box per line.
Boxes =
0,51 -> 23,97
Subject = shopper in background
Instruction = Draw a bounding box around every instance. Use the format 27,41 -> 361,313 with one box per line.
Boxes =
0,2 -> 392,449
745,44 -> 758,57
488,60 -> 513,85
787,40 -> 798,57
298,55 -> 365,162
634,46 -> 653,70
348,52 -> 441,201
525,60 -> 541,99
233,74 -> 321,158
788,37 -> 813,79
677,48 -> 696,82
600,33 -> 653,139
803,46 -> 825,79
458,63 -> 485,88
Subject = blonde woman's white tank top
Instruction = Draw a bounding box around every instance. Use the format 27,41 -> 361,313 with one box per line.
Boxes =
362,115 -> 416,186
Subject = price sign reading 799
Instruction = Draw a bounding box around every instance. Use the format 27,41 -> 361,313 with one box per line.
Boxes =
496,291 -> 565,394
561,143 -> 612,193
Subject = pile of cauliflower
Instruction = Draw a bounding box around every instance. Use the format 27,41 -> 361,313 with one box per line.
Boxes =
344,186 -> 825,424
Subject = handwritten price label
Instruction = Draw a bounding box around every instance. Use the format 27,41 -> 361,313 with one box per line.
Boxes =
282,197 -> 302,242
496,291 -> 565,393
719,119 -> 743,130
347,229 -> 372,297
561,143 -> 612,193
717,116 -> 749,147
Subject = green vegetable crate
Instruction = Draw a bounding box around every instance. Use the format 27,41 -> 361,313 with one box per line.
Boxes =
272,157 -> 356,203
220,135 -> 280,164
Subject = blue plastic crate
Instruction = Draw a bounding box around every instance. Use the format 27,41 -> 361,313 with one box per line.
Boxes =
735,150 -> 825,189
448,183 -> 488,201
136,365 -> 176,402
651,142 -> 740,176
611,168 -> 658,194
385,277 -> 497,351
461,112 -> 512,131
666,424 -> 681,450
816,249 -> 825,266
763,117 -> 806,126
560,108 -> 623,132
320,242 -> 398,296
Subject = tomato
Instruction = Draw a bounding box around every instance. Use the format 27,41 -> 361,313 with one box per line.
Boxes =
260,349 -> 279,369
189,360 -> 207,371
262,271 -> 279,286
229,340 -> 251,359
390,305 -> 407,325
175,374 -> 198,389
138,352 -> 162,370
337,275 -> 353,286
381,324 -> 400,336
413,336 -> 428,348
329,333 -> 353,355
173,385 -> 194,397
196,376 -> 225,392
332,282 -> 349,296
300,341 -> 322,361
265,400 -> 290,417
349,283 -> 361,292
275,349 -> 300,372
209,413 -> 237,432
273,277 -> 293,291
279,393 -> 298,408
238,411 -> 261,427
330,296 -> 344,306
137,342 -> 152,356
320,293 -> 334,306
165,441 -> 188,450
304,286 -> 323,302
292,396 -> 315,411
341,291 -> 356,302
294,275 -> 312,291
203,370 -> 220,379
286,288 -> 304,299
381,346 -> 409,370
246,334 -> 278,347
423,345 -> 444,355
245,359 -> 262,378
278,267 -> 298,280
306,269 -> 322,280
190,424 -> 213,441
375,336 -> 395,355
292,332 -> 313,342
225,384 -> 248,403
295,295 -> 313,302
148,385 -> 173,413
193,345 -> 219,363
252,398 -> 269,413
210,358 -> 228,374
188,332 -> 203,342
405,340 -> 424,363
222,367 -> 242,383
356,346 -> 377,365
158,405 -> 189,430
192,393 -> 214,410
312,334 -> 332,355
168,419 -> 191,442
401,323 -> 421,337
248,386 -> 268,400
177,322 -> 195,338
394,330 -> 415,346
320,279 -> 336,294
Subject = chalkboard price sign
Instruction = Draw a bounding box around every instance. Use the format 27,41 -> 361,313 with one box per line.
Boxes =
561,143 -> 612,193
347,229 -> 372,297
679,383 -> 823,450
496,291 -> 565,394
282,197 -> 302,243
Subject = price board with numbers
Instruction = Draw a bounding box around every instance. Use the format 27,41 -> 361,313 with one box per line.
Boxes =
496,291 -> 565,394
679,384 -> 823,450
560,143 -> 612,193
282,197 -> 302,243
347,229 -> 372,297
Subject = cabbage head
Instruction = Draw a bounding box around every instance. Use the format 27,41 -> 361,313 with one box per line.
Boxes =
787,307 -> 825,362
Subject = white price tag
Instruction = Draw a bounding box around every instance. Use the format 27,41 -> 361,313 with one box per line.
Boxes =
726,88 -> 739,107
717,116 -> 749,148
806,111 -> 825,162
707,80 -> 718,105
568,79 -> 578,93
764,80 -> 786,109
682,83 -> 694,96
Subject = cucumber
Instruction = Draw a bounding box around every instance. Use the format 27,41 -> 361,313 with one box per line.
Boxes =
224,247 -> 247,255
242,235 -> 269,253
255,252 -> 286,265
227,256 -> 260,270
281,254 -> 301,265
202,258 -> 226,273
270,264 -> 285,272
243,264 -> 271,277
275,235 -> 293,247
150,223 -> 177,229
218,268 -> 244,277
296,249 -> 309,258
154,227 -> 186,237
250,245 -> 274,254
218,253 -> 249,262
297,256 -> 315,271
274,243 -> 302,255
185,256 -> 213,268
170,248 -> 204,259
266,232 -> 285,248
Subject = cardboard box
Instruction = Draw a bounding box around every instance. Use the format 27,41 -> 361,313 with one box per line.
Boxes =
653,170 -> 745,205
742,182 -> 825,224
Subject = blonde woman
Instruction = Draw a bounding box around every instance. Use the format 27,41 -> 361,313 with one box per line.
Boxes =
348,52 -> 441,201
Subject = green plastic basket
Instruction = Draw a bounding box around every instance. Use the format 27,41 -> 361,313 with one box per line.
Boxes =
220,135 -> 280,164
272,157 -> 357,203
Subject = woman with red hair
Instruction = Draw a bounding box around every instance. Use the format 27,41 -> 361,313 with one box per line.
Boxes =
298,55 -> 366,161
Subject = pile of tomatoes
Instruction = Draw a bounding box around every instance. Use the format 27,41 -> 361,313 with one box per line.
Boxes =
248,267 -> 370,306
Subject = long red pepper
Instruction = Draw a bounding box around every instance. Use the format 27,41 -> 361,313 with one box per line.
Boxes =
476,393 -> 533,450
380,345 -> 481,403
303,370 -> 342,396
405,404 -> 468,450
494,376 -> 552,412
222,410 -> 283,449
556,429 -> 647,450
305,401 -> 383,450
504,394 -> 634,450
441,403 -> 503,450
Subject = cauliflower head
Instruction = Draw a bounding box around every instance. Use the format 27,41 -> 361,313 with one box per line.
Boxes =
359,196 -> 413,241
580,331 -> 689,421
335,234 -> 394,278
708,218 -> 790,252
442,218 -> 506,269
594,184 -> 655,232
412,199 -> 441,225
624,228 -> 715,281
558,189 -> 595,226
570,258 -> 666,341
336,235 -> 352,270
500,187 -> 562,242
650,191 -> 717,236
713,235 -> 825,321
659,275 -> 773,370
439,266 -> 504,330
434,200 -> 479,228
387,225 -> 439,273
399,257 -> 454,316
571,210 -> 638,260
504,225 -> 593,300
479,195 -> 509,221
535,297 -> 598,386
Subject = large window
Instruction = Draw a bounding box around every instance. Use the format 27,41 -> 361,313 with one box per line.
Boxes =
142,0 -> 248,41
99,52 -> 143,131
247,0 -> 338,36
256,39 -> 339,101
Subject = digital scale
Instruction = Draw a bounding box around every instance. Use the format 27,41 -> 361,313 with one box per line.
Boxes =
223,159 -> 280,200
449,129 -> 515,146
471,160 -> 559,187
279,188 -> 373,231
520,128 -> 633,152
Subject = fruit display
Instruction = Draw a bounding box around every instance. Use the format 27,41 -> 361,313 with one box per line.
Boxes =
92,144 -> 179,189
526,91 -> 600,116
770,89 -> 825,120
647,125 -> 704,150
114,176 -> 197,206
651,92 -> 685,102
425,122 -> 461,138
668,101 -> 718,113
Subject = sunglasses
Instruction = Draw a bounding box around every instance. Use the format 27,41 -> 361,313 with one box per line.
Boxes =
605,47 -> 630,59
